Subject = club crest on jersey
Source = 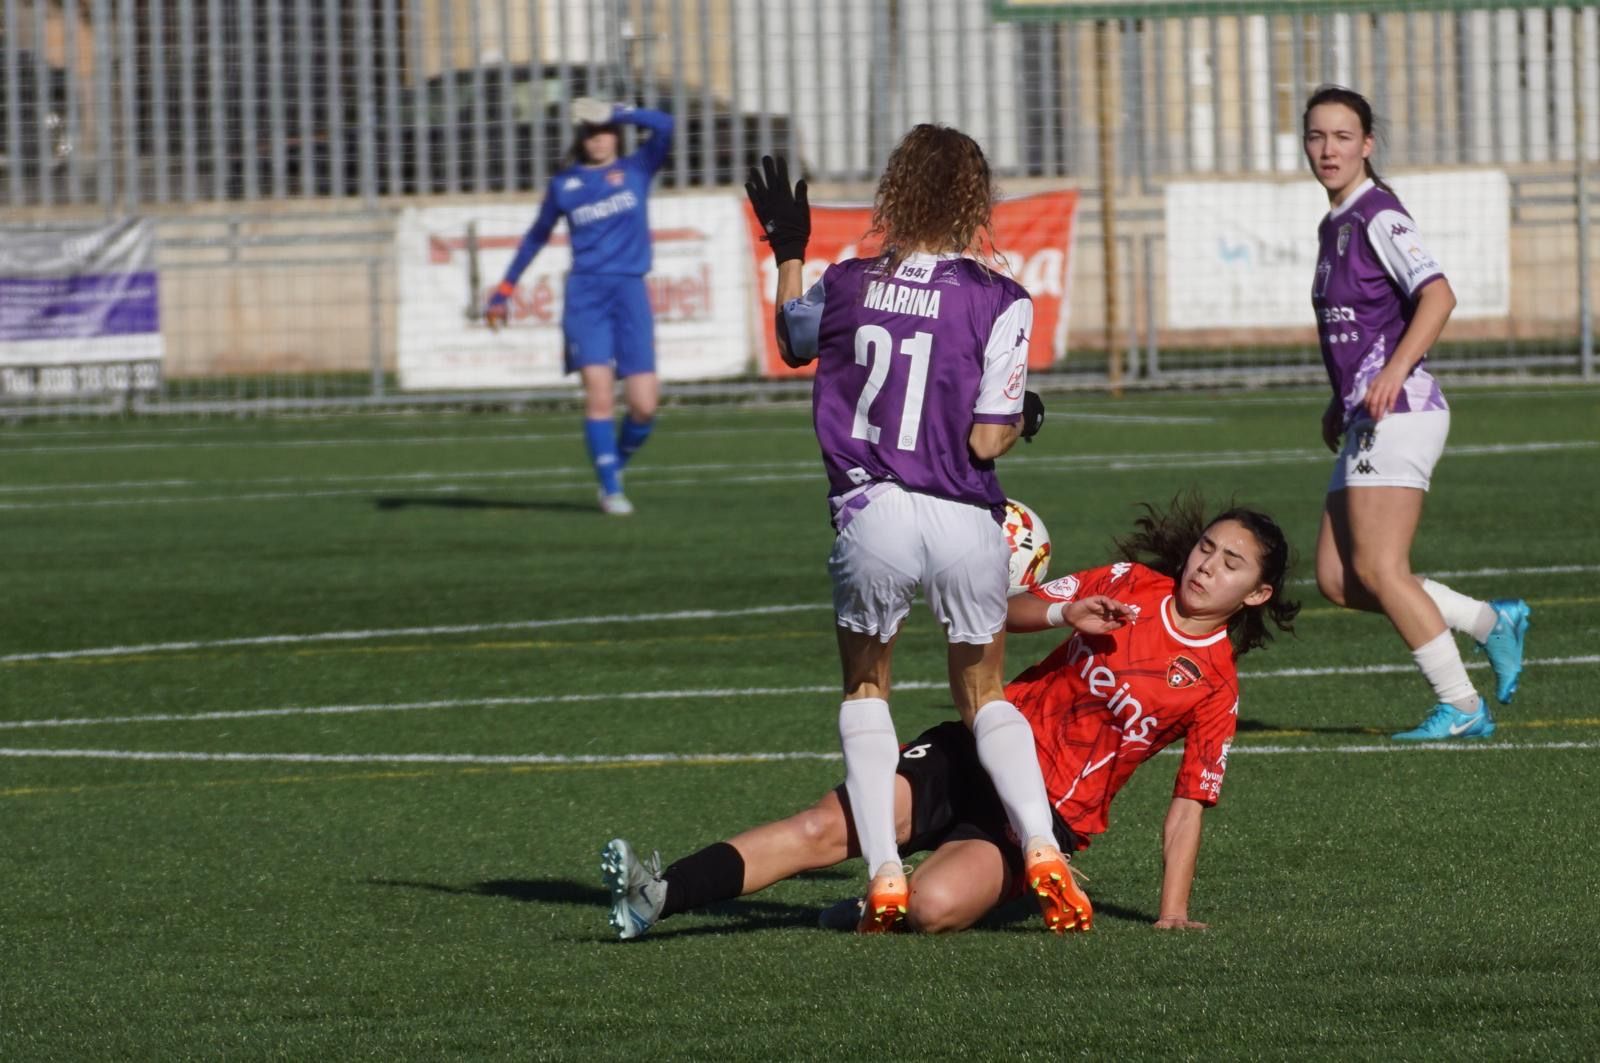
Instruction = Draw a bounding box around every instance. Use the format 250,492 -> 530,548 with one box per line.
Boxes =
1337,224 -> 1351,256
1167,655 -> 1202,689
606,169 -> 624,187
1040,574 -> 1080,600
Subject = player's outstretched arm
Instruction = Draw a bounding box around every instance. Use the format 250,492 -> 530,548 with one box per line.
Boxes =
1154,797 -> 1209,931
1007,593 -> 1137,634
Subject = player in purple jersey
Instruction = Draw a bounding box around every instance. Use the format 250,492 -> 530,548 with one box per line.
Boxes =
1302,86 -> 1529,742
743,128 -> 1095,935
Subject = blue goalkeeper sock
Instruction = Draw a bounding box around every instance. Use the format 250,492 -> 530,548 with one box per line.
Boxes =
583,418 -> 623,496
618,416 -> 655,468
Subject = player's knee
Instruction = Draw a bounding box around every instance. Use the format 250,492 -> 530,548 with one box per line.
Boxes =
1314,563 -> 1347,607
1350,552 -> 1407,593
906,879 -> 974,935
793,801 -> 849,858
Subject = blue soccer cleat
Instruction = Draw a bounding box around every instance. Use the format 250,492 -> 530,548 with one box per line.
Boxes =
600,838 -> 666,940
1477,598 -> 1531,705
1392,697 -> 1495,741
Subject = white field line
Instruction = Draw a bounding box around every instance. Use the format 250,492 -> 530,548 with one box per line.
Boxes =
4,568 -> 1594,665
1,439 -> 1591,511
0,603 -> 828,664
3,656 -> 1596,731
0,408 -> 1209,454
1,739 -> 1595,767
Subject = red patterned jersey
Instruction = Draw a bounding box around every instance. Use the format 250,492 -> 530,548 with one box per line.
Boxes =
1006,562 -> 1240,845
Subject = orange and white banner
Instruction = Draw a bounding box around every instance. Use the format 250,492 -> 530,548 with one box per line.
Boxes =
744,189 -> 1079,378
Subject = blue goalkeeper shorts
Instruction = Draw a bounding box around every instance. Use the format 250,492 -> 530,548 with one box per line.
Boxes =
562,273 -> 656,378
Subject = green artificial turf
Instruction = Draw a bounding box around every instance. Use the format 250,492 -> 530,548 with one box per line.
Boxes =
2,383 -> 1598,1059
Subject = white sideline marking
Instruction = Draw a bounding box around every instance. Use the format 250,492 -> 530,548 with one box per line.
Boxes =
0,603 -> 828,664
3,572 -> 1593,664
0,439 -> 1591,511
0,739 -> 1594,767
3,657 -> 1595,731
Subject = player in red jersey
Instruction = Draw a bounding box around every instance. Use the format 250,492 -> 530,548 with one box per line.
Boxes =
600,495 -> 1299,937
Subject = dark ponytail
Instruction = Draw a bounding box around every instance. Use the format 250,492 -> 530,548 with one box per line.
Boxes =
1303,84 -> 1393,195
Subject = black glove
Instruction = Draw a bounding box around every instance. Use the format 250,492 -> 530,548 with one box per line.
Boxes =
744,155 -> 810,264
1021,390 -> 1045,443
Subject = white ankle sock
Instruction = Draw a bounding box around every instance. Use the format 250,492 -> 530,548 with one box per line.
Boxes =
1411,630 -> 1481,713
970,700 -> 1056,846
1420,578 -> 1496,643
839,698 -> 901,874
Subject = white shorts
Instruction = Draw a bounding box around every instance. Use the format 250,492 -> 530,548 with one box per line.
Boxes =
1327,409 -> 1451,493
828,484 -> 1009,645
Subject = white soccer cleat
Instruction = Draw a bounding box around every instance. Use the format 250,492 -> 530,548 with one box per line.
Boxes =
600,837 -> 666,940
597,490 -> 635,516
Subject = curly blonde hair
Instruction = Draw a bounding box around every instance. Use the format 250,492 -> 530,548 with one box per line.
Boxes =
866,124 -> 999,271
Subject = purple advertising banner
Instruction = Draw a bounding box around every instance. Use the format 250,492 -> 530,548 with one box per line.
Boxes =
0,218 -> 164,398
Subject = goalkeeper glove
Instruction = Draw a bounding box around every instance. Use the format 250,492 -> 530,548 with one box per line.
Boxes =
572,97 -> 616,127
744,155 -> 810,264
1021,390 -> 1045,443
484,280 -> 514,330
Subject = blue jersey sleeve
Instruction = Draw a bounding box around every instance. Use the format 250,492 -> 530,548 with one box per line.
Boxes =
615,106 -> 675,177
502,183 -> 563,285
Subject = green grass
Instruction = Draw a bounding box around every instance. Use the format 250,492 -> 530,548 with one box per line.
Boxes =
3,384 -> 1599,1059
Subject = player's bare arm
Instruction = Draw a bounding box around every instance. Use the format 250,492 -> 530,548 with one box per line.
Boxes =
968,420 -> 1020,460
1006,592 -> 1138,635
1154,797 -> 1208,931
1364,278 -> 1456,420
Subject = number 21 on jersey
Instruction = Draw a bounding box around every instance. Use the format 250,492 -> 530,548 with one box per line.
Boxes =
852,324 -> 932,451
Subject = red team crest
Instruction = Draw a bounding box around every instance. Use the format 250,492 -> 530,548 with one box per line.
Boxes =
1167,655 -> 1203,689
606,169 -> 625,187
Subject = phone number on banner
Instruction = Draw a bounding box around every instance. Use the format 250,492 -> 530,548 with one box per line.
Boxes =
0,360 -> 161,398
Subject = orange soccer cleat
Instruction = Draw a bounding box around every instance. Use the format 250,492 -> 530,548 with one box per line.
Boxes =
857,865 -> 910,934
1025,843 -> 1092,933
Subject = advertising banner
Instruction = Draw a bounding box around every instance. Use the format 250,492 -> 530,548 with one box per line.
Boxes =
1164,171 -> 1510,331
396,195 -> 753,391
744,189 -> 1080,378
0,218 -> 164,399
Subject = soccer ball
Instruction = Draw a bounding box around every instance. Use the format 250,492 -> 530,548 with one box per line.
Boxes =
1003,498 -> 1052,597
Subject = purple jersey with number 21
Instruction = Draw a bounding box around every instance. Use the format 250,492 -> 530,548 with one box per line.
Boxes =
780,251 -> 1033,514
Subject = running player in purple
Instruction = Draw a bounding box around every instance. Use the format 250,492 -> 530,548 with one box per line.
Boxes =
1302,85 -> 1529,742
737,129 -> 1110,935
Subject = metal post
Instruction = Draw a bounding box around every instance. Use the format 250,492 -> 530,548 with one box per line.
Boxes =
1097,19 -> 1121,395
93,0 -> 114,210
1144,233 -> 1160,380
4,0 -> 22,207
64,0 -> 85,202
241,0 -> 259,201
1578,21 -> 1595,379
369,258 -> 386,397
358,0 -> 378,204
118,0 -> 140,209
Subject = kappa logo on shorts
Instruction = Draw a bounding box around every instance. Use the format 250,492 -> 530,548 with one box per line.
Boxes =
1167,655 -> 1202,689
1354,458 -> 1377,476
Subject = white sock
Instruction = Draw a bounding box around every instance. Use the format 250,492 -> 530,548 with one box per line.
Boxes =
970,700 -> 1057,849
1420,578 -> 1496,643
1411,630 -> 1481,713
838,698 -> 901,875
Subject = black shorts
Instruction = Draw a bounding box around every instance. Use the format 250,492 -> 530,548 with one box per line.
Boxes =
894,720 -> 1081,877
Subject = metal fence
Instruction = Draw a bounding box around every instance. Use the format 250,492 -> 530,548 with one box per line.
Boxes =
1,0 -> 1596,414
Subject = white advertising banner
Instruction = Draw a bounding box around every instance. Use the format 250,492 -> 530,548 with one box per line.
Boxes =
1164,171 -> 1511,330
396,195 -> 753,390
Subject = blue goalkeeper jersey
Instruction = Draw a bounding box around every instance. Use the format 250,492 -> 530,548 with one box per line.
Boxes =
501,106 -> 674,280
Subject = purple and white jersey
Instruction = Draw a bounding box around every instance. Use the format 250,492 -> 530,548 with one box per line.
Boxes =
780,252 -> 1031,517
1311,179 -> 1449,427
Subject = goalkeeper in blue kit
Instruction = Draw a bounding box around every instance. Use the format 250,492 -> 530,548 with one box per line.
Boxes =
485,97 -> 675,516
